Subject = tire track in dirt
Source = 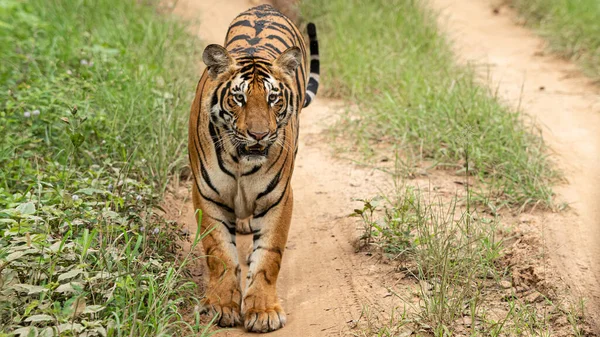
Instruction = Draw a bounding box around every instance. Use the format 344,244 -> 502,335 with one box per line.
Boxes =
428,0 -> 600,326
169,1 -> 402,335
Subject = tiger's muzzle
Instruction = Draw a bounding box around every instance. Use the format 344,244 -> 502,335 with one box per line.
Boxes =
238,142 -> 270,157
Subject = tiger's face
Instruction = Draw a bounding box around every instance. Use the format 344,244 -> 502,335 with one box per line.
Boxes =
214,72 -> 289,159
204,44 -> 302,162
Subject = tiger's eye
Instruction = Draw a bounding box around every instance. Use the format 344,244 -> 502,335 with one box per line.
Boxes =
268,93 -> 278,102
235,94 -> 244,102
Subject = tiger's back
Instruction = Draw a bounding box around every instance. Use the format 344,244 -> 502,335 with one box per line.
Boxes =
188,4 -> 319,333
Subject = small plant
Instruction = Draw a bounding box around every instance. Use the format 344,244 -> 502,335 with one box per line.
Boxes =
351,198 -> 381,248
351,194 -> 415,256
0,0 -> 206,335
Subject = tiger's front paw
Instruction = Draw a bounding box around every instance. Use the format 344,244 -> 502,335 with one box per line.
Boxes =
243,293 -> 286,332
206,301 -> 242,327
203,284 -> 242,327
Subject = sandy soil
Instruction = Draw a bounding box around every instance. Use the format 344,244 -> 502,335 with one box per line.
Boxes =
162,0 -> 600,335
428,0 -> 600,325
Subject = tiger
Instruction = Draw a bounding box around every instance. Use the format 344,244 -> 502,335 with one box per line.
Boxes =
187,4 -> 319,333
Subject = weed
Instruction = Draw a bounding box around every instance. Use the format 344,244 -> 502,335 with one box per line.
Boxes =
301,0 -> 557,210
0,0 -> 206,335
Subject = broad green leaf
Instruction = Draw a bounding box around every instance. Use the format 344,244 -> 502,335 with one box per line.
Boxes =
57,323 -> 83,333
57,268 -> 83,281
12,326 -> 38,337
55,282 -> 83,293
70,133 -> 85,148
16,202 -> 36,215
24,314 -> 53,322
5,248 -> 37,262
92,326 -> 108,337
82,305 -> 105,314
11,284 -> 48,295
75,188 -> 106,195
39,328 -> 56,337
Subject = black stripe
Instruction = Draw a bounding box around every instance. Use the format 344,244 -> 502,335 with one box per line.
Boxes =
304,94 -> 313,107
310,59 -> 320,75
257,170 -> 281,199
208,121 -> 235,178
269,22 -> 298,42
266,34 -> 290,49
200,164 -> 220,195
294,73 -> 302,112
307,77 -> 319,94
198,188 -> 234,214
219,219 -> 235,229
254,178 -> 289,219
226,224 -> 236,235
226,34 -> 251,47
193,126 -> 208,163
256,69 -> 272,79
226,18 -> 251,39
242,165 -> 262,176
253,246 -> 283,257
257,270 -> 272,285
267,130 -> 286,172
304,23 -> 320,107
248,37 -> 262,46
264,24 -> 287,38
253,20 -> 266,35
235,55 -> 255,63
240,64 -> 254,73
263,43 -> 282,55
229,19 -> 252,29
307,23 -> 317,38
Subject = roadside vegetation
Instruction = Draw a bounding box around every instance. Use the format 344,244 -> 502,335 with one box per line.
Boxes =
0,0 -> 210,335
302,0 -> 556,211
300,0 -> 594,335
508,0 -> 600,82
351,171 -> 590,336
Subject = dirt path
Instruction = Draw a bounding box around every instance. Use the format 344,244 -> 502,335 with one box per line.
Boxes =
169,1 -> 401,335
167,0 -> 600,334
429,0 -> 600,323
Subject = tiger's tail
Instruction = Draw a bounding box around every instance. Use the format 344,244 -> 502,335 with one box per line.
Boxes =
303,23 -> 319,108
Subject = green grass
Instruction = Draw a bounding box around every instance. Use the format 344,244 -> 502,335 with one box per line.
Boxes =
299,0 -> 593,334
0,0 -> 210,335
351,174 -> 590,335
509,0 -> 600,82
301,0 -> 556,210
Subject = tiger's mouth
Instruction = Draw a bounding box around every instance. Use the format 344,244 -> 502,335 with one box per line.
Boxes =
238,143 -> 269,157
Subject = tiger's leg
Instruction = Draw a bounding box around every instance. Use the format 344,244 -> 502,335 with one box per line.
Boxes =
193,188 -> 242,327
242,187 -> 293,332
235,215 -> 254,234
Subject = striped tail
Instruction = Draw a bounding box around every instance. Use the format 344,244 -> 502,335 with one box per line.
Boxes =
303,23 -> 320,108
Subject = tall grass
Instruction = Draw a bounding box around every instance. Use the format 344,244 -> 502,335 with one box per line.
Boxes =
301,0 -> 556,210
509,0 -> 600,82
298,0 -> 593,334
352,164 -> 589,335
0,0 -> 207,335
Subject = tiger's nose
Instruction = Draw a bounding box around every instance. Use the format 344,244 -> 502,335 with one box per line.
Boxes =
248,130 -> 269,141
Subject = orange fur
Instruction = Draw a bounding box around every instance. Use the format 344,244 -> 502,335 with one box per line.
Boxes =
188,5 -> 317,332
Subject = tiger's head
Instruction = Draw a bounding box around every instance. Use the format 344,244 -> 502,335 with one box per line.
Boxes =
202,44 -> 302,162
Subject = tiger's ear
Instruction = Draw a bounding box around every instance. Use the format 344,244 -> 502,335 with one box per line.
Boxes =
274,46 -> 302,77
203,44 -> 234,79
